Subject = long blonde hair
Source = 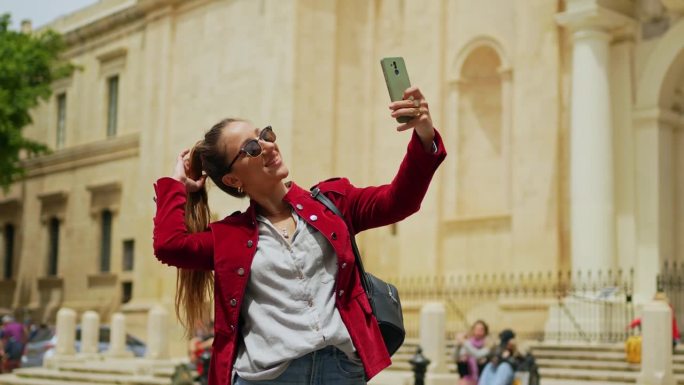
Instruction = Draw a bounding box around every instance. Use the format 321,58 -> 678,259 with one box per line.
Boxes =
175,118 -> 247,335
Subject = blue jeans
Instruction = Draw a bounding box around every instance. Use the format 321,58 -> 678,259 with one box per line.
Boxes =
234,346 -> 366,385
478,361 -> 514,385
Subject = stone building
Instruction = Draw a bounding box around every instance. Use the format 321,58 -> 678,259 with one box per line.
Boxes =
1,0 -> 684,352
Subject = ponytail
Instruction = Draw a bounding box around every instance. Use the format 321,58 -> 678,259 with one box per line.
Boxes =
175,142 -> 213,336
174,118 -> 248,336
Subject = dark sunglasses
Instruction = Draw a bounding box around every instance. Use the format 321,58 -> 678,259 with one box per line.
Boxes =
226,126 -> 276,171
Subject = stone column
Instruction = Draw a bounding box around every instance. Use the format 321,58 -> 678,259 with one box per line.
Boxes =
633,107 -> 678,302
636,297 -> 675,385
107,312 -> 132,357
420,302 -> 447,373
556,2 -> 633,274
146,305 -> 169,359
55,308 -> 76,356
80,310 -> 100,355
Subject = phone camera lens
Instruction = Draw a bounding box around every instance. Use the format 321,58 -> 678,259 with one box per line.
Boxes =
394,69 -> 400,75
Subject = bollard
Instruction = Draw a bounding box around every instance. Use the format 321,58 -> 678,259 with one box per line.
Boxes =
107,312 -> 131,357
81,310 -> 100,355
146,305 -> 170,359
409,346 -> 431,385
636,294 -> 675,385
420,302 -> 447,373
55,308 -> 76,356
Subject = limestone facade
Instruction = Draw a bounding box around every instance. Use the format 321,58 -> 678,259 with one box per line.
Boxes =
1,0 -> 684,352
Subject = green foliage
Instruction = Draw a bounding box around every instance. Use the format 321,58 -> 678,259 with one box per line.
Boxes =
0,13 -> 76,192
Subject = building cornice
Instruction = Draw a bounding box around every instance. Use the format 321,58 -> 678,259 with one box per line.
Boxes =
556,0 -> 636,37
49,0 -> 190,50
22,133 -> 140,178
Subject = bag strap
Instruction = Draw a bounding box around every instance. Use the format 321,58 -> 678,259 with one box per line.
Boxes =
311,187 -> 372,296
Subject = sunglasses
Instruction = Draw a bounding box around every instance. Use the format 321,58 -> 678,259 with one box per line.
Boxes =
226,126 -> 276,171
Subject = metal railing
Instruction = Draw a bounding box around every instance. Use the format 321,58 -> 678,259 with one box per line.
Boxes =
658,261 -> 684,332
387,268 -> 635,343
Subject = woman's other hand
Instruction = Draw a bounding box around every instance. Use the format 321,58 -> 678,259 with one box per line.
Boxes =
389,86 -> 435,151
173,149 -> 206,193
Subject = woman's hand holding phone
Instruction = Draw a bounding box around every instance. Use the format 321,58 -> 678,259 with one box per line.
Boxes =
389,86 -> 435,152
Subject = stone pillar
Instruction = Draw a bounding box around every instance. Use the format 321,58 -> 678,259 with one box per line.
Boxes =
420,303 -> 447,373
556,1 -> 634,274
636,297 -> 675,385
80,310 -> 100,355
55,308 -> 76,356
633,107 -> 678,302
146,305 -> 169,359
107,312 -> 132,357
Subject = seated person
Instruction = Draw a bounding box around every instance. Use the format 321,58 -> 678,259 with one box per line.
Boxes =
455,320 -> 491,385
478,329 -> 519,385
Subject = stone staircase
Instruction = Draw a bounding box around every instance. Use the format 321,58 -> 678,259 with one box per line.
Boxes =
385,338 -> 458,372
385,339 -> 684,384
0,357 -> 187,385
530,342 -> 684,384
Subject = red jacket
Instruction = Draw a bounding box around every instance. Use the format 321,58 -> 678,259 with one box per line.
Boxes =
153,130 -> 446,385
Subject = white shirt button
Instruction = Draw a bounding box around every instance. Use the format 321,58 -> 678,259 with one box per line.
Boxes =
296,204 -> 303,210
310,215 -> 318,221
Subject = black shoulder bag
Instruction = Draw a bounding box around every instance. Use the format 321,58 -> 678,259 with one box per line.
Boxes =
311,187 -> 405,356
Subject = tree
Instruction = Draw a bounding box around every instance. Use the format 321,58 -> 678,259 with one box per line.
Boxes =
0,13 -> 75,192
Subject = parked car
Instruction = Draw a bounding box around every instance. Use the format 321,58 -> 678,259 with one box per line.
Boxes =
22,325 -> 146,367
21,326 -> 55,368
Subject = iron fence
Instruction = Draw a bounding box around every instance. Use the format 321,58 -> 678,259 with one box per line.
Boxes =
387,268 -> 635,343
658,261 -> 684,332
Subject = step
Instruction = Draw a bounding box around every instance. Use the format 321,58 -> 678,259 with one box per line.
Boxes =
530,342 -> 625,352
540,367 -> 638,383
0,374 -> 86,385
13,368 -> 169,385
541,379 -> 634,385
537,358 -> 640,372
533,349 -> 628,361
54,362 -> 179,378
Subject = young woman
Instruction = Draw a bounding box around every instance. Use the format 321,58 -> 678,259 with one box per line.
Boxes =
153,86 -> 446,385
455,320 -> 491,385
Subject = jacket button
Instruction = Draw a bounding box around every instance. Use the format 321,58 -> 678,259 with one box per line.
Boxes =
310,215 -> 318,221
296,204 -> 303,210
230,299 -> 237,307
237,268 -> 245,276
230,324 -> 235,331
341,262 -> 347,269
338,290 -> 344,297
247,240 -> 254,248
331,232 -> 337,240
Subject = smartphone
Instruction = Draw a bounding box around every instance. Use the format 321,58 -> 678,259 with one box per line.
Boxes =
380,57 -> 412,123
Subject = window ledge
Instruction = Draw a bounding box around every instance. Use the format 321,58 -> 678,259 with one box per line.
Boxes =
37,277 -> 64,290
442,213 -> 512,232
0,279 -> 17,290
87,273 -> 118,287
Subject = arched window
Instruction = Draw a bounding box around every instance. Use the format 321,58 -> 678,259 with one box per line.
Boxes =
444,38 -> 512,219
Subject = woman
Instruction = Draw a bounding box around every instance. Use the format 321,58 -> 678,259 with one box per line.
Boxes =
153,86 -> 446,385
455,320 -> 490,385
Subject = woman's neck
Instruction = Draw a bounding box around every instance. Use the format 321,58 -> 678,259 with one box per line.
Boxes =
252,181 -> 290,217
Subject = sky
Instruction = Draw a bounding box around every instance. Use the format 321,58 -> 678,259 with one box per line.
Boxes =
0,0 -> 100,30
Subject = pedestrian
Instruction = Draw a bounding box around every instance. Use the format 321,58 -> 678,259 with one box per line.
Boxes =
455,320 -> 491,385
153,86 -> 446,385
1,315 -> 26,372
478,329 -> 519,385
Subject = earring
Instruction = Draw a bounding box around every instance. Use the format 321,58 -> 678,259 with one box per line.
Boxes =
237,186 -> 244,194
